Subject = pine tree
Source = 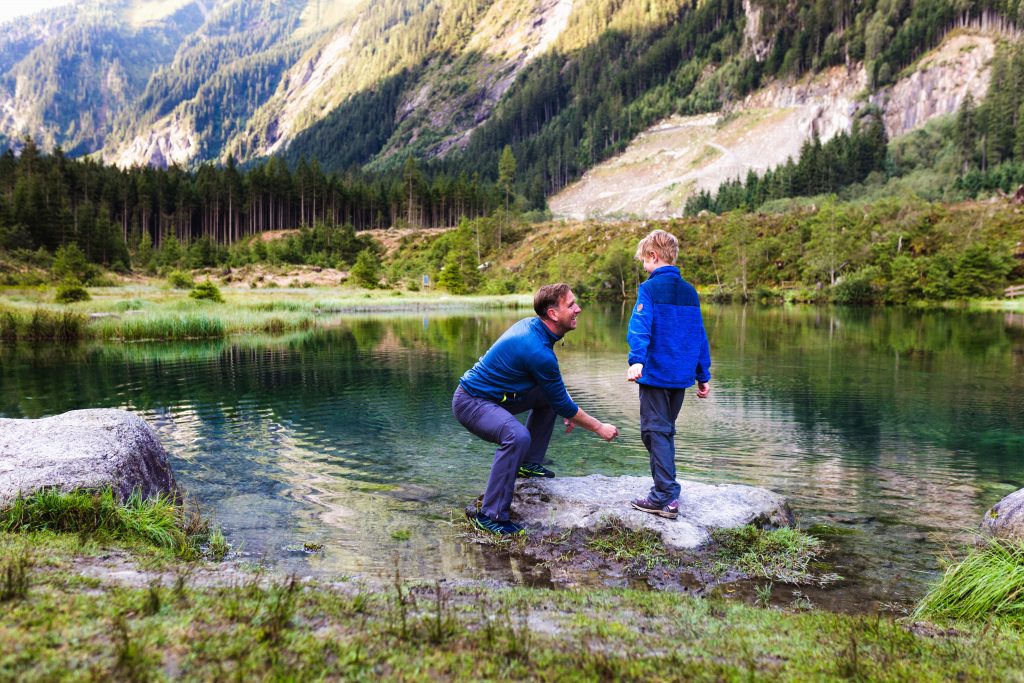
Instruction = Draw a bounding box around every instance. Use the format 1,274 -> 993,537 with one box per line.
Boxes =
497,145 -> 517,252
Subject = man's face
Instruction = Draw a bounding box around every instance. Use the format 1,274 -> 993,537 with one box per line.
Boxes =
550,290 -> 581,335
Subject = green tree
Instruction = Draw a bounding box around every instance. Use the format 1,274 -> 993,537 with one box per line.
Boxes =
52,243 -> 95,284
497,145 -> 517,251
949,244 -> 1012,299
801,200 -> 858,287
137,230 -> 155,273
351,248 -> 381,289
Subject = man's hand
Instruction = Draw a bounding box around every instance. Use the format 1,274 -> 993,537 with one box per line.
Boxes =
696,381 -> 710,399
563,418 -> 574,434
596,422 -> 618,441
627,363 -> 644,382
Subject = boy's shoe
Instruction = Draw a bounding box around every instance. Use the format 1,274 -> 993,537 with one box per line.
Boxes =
517,462 -> 555,478
630,498 -> 679,519
467,510 -> 525,535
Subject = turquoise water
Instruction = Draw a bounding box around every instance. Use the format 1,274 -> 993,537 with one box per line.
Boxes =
2,305 -> 1023,606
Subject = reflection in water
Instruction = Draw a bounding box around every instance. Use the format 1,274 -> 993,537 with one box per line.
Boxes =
1,305 -> 1023,606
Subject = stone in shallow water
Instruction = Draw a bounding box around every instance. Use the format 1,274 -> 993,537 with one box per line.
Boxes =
980,488 -> 1024,542
0,409 -> 179,505
512,474 -> 794,550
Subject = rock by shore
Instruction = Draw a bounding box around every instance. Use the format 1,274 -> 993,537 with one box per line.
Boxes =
980,487 -> 1024,541
0,408 -> 179,505
512,474 -> 794,550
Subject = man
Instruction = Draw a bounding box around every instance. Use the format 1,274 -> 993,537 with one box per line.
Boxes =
452,283 -> 619,535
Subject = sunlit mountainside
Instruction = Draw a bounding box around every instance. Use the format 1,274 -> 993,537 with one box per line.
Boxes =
1,0 -> 1022,217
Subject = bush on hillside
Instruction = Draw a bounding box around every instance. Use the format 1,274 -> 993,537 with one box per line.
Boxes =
54,279 -> 90,303
189,280 -> 224,303
167,270 -> 194,289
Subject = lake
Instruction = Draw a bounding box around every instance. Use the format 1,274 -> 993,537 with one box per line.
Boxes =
2,304 -> 1023,608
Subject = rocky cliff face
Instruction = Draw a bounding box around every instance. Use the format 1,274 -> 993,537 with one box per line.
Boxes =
872,33 -> 995,139
550,31 -> 999,220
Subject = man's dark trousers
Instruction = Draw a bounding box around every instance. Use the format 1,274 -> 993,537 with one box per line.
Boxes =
639,385 -> 685,505
452,385 -> 556,521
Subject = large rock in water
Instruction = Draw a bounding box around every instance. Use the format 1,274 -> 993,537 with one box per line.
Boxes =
980,488 -> 1024,541
513,475 -> 794,549
0,409 -> 179,506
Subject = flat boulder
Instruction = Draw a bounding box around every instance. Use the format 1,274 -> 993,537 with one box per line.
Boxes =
513,474 -> 794,550
0,409 -> 179,506
980,488 -> 1024,541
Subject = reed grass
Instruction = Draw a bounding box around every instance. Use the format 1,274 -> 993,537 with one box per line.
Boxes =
0,307 -> 86,341
913,537 -> 1024,624
90,312 -> 227,341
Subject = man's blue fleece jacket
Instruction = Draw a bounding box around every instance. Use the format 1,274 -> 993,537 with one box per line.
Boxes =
627,265 -> 712,389
459,317 -> 579,418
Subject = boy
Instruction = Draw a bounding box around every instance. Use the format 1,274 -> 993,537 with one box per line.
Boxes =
626,229 -> 711,519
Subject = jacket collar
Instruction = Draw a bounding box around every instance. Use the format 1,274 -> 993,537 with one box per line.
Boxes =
649,265 -> 680,279
530,316 -> 562,345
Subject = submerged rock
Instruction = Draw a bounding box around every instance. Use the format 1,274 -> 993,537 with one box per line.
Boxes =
512,474 -> 794,550
980,488 -> 1024,541
0,409 -> 179,505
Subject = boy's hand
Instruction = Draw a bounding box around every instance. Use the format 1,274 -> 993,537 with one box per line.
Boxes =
627,363 -> 644,381
696,381 -> 710,399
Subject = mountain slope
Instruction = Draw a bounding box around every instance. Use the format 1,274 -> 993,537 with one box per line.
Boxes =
0,0 -> 205,155
550,32 -> 998,219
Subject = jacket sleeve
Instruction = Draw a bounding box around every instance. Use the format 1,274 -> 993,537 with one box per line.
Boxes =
695,307 -> 712,383
626,285 -> 653,366
530,352 -> 579,419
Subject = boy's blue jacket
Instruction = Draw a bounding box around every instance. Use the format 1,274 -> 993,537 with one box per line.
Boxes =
627,265 -> 711,388
459,317 -> 580,419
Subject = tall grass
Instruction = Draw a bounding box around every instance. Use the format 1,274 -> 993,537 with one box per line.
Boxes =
90,313 -> 227,341
914,538 -> 1024,624
0,308 -> 86,341
0,488 -> 202,557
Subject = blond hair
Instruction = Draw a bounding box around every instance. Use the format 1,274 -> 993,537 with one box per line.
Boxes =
635,229 -> 678,264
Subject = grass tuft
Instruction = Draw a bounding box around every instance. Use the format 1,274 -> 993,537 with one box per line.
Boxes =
586,522 -> 676,574
0,488 -> 217,559
1,549 -> 30,601
710,525 -> 839,585
914,537 -> 1024,624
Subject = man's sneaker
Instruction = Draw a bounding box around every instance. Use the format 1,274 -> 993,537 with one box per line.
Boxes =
517,462 -> 555,478
467,510 -> 525,535
630,497 -> 679,519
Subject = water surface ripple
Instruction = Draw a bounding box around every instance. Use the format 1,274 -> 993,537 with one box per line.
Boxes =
2,305 -> 1022,607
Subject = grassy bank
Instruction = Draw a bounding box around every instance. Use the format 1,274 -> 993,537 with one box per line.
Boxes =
0,283 -> 531,342
4,537 -> 1024,681
3,491 -> 1024,681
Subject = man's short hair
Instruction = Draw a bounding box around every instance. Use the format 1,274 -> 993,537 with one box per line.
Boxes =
635,229 -> 679,264
534,283 -> 571,317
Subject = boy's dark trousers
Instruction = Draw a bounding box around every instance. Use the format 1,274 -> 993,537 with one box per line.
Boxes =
639,385 -> 686,506
451,385 -> 556,521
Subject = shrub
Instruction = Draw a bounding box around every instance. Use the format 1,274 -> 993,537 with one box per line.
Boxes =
54,279 -> 90,303
189,280 -> 224,303
831,266 -> 881,305
167,270 -> 194,289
